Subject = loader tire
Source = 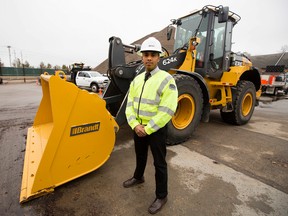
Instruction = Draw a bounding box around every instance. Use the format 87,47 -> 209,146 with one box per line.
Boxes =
166,74 -> 203,145
221,80 -> 256,125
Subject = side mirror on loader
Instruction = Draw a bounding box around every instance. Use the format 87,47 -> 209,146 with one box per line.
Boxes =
167,25 -> 173,41
167,19 -> 180,41
218,6 -> 229,23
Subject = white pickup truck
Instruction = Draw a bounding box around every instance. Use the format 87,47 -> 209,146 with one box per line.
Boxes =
75,71 -> 109,93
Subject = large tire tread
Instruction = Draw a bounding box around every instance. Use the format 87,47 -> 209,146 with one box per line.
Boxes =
166,74 -> 203,145
221,80 -> 256,125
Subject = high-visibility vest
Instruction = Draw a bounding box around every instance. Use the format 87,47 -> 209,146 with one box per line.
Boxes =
125,67 -> 178,135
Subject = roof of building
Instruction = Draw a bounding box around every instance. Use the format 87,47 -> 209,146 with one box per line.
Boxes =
94,27 -> 175,73
249,52 -> 288,70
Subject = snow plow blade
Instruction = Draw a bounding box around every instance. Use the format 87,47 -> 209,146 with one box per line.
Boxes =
20,75 -> 119,203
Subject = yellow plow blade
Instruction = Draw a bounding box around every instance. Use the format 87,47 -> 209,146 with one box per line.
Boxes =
20,75 -> 119,203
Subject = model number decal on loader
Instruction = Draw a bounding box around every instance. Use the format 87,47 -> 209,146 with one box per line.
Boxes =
70,122 -> 100,136
163,57 -> 177,65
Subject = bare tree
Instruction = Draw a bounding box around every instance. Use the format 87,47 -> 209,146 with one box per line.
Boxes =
23,61 -> 30,68
47,63 -> 52,69
40,62 -> 46,69
12,58 -> 22,67
281,45 -> 288,52
62,64 -> 68,70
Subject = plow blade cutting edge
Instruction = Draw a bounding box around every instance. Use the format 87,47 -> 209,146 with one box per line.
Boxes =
20,75 -> 119,203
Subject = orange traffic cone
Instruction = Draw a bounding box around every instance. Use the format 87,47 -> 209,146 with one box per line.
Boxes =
99,88 -> 103,96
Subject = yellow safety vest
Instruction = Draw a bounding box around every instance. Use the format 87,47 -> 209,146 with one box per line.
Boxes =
125,67 -> 178,135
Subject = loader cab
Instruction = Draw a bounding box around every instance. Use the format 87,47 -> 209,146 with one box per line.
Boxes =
172,5 -> 240,79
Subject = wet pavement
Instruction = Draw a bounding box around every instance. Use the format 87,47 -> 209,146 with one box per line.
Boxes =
0,83 -> 288,215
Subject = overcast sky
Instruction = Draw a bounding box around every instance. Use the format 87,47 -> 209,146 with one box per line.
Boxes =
0,0 -> 287,68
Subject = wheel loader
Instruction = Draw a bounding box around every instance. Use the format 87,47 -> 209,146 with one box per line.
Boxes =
20,5 -> 261,203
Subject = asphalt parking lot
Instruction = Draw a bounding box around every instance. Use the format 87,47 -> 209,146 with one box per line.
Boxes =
0,83 -> 288,216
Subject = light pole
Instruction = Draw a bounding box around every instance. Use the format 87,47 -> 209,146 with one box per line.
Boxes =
7,46 -> 12,67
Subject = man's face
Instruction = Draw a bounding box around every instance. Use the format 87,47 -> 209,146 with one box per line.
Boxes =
142,52 -> 160,72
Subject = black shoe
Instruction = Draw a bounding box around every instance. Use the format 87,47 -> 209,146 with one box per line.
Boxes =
123,177 -> 144,188
148,197 -> 167,214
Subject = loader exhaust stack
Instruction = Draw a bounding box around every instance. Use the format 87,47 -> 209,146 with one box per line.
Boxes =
20,75 -> 118,203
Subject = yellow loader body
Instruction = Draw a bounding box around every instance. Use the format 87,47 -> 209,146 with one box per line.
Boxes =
20,75 -> 118,203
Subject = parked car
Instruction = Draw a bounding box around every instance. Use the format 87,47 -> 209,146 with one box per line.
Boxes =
75,71 -> 109,93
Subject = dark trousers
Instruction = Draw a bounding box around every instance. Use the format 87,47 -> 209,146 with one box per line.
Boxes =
133,126 -> 168,199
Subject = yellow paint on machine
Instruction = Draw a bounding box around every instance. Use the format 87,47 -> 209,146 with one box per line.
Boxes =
20,75 -> 119,203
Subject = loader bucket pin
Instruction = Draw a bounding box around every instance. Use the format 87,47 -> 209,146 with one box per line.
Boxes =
20,75 -> 119,203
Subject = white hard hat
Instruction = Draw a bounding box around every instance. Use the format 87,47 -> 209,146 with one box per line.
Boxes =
140,37 -> 162,53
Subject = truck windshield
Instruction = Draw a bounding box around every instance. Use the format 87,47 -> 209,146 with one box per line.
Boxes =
174,13 -> 208,53
90,72 -> 103,77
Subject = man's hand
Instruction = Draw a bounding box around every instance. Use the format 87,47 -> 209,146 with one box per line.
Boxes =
134,124 -> 147,137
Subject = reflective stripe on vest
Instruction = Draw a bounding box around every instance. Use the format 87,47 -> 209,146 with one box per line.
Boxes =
133,75 -> 174,117
126,67 -> 178,133
133,75 -> 173,106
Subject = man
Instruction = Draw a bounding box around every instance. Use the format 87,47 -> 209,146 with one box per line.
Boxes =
124,37 -> 178,214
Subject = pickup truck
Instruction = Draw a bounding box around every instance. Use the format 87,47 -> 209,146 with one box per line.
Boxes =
75,71 -> 109,93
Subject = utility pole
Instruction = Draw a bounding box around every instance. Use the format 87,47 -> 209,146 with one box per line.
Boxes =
0,58 -> 2,84
7,46 -> 12,67
21,51 -> 24,65
13,50 -> 17,66
0,58 -> 2,76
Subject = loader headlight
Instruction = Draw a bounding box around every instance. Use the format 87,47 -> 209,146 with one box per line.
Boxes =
192,41 -> 198,46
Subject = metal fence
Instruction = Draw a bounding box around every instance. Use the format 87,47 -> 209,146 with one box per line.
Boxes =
0,66 -> 68,77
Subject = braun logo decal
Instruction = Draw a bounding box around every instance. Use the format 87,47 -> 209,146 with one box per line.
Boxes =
70,122 -> 100,136
163,57 -> 177,65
